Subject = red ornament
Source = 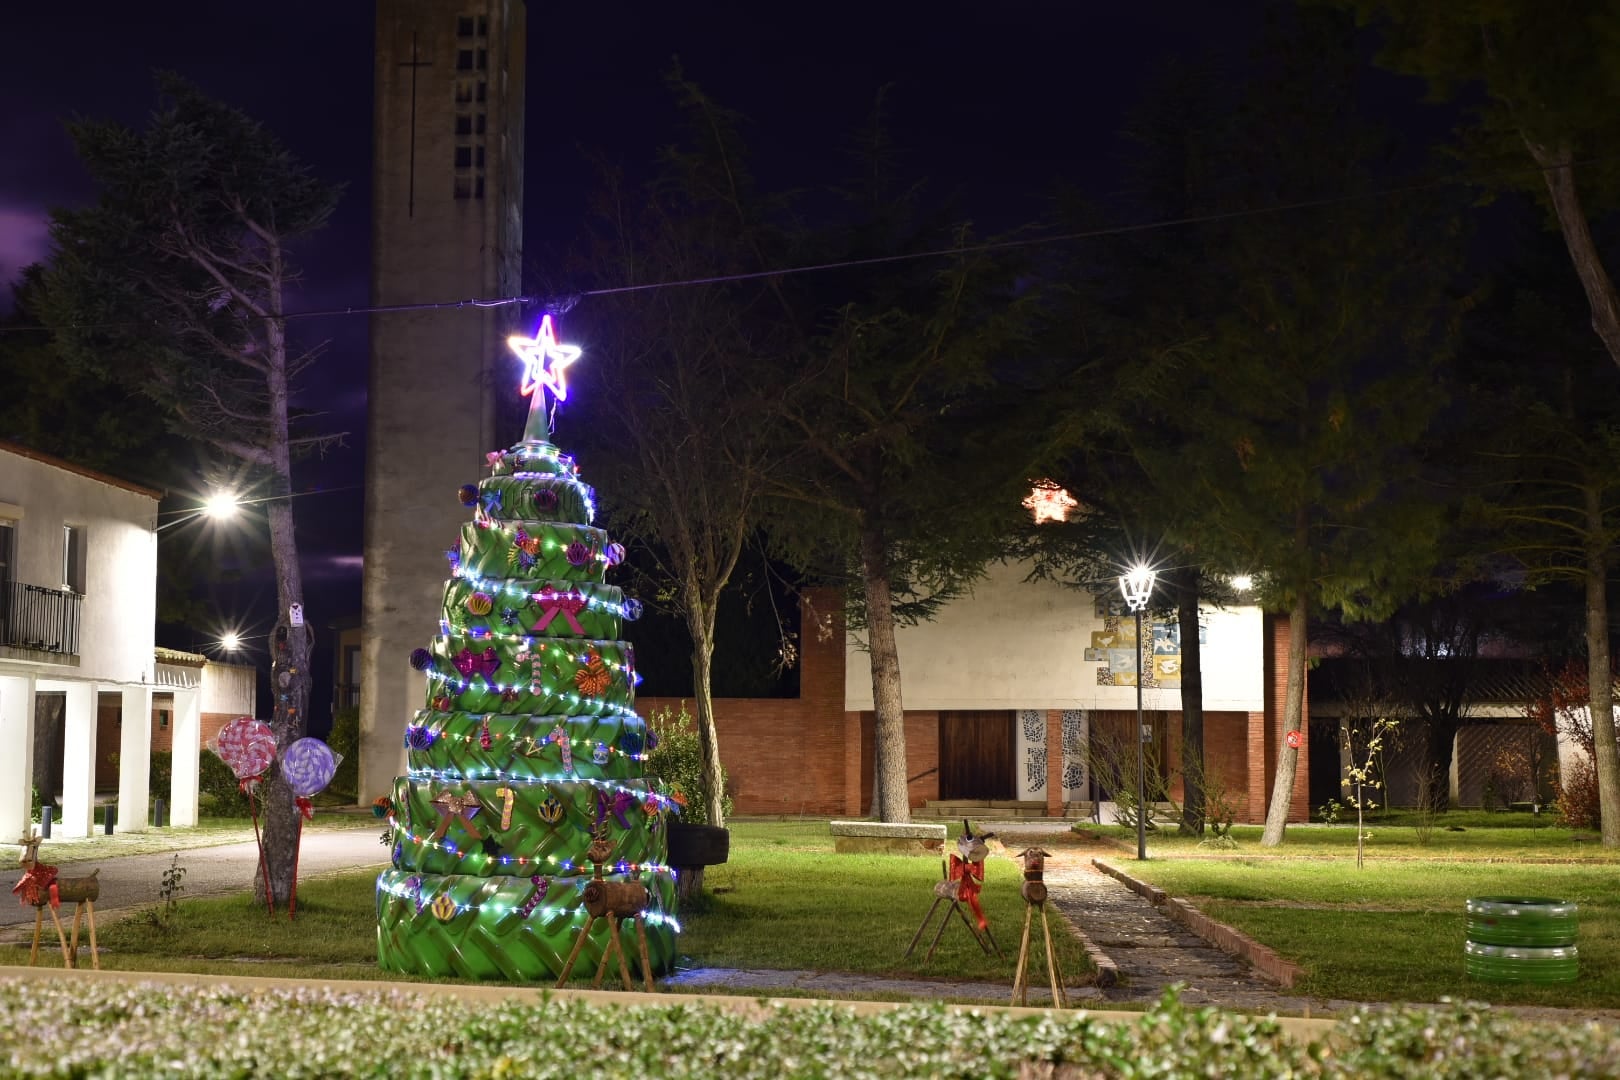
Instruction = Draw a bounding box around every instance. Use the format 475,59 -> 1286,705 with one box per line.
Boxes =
1285,729 -> 1303,750
480,716 -> 493,750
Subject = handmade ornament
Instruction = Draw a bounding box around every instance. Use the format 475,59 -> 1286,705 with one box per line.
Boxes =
517,876 -> 550,918
906,821 -> 1002,965
406,726 -> 436,751
548,724 -> 573,772
432,694 -> 454,712
466,592 -> 494,616
574,651 -> 611,697
595,789 -> 637,831
452,646 -> 500,685
593,742 -> 611,765
496,786 -> 515,830
604,542 -> 626,567
564,541 -> 591,567
1010,846 -> 1068,1008
534,586 -> 587,634
537,797 -> 565,824
445,547 -> 461,570
372,796 -> 394,819
409,648 -> 433,671
500,607 -> 520,626
215,717 -> 276,782
458,484 -> 479,507
12,836 -> 101,970
428,791 -> 483,843
619,731 -> 644,758
533,488 -> 559,511
623,598 -> 643,621
555,833 -> 655,993
480,489 -> 503,515
431,893 -> 458,921
479,717 -> 493,750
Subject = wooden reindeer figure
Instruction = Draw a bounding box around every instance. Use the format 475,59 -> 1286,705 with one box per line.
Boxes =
555,831 -> 656,992
1010,846 -> 1067,1007
11,835 -> 101,970
905,820 -> 1003,963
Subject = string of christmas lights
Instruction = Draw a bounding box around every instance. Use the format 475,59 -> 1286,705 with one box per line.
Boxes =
375,876 -> 683,932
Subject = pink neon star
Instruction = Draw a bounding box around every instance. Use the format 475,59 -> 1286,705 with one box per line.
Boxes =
507,315 -> 582,405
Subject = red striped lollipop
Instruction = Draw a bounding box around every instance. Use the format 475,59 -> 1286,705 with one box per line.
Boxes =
215,716 -> 276,781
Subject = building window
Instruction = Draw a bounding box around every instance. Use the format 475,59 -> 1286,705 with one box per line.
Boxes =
457,49 -> 473,71
455,80 -> 473,104
454,175 -> 472,199
0,520 -> 14,586
62,524 -> 85,593
476,48 -> 488,71
475,113 -> 486,135
475,80 -> 487,103
455,115 -> 472,135
454,146 -> 472,169
477,15 -> 487,35
457,15 -> 474,37
475,146 -> 485,168
158,709 -> 170,730
475,176 -> 485,198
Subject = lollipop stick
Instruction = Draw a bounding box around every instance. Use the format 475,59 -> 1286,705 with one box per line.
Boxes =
288,815 -> 303,920
249,785 -> 275,916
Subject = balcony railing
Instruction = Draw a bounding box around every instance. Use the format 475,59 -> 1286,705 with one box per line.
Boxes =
0,581 -> 82,657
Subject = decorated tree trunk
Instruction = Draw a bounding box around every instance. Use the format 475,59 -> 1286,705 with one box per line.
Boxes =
376,316 -> 679,981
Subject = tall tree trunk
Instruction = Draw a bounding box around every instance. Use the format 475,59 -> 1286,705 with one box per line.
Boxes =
859,518 -> 910,823
686,601 -> 727,829
1421,711 -> 1459,813
1583,484 -> 1620,845
255,302 -> 311,910
1260,591 -> 1309,846
1527,139 -> 1620,374
1176,566 -> 1205,836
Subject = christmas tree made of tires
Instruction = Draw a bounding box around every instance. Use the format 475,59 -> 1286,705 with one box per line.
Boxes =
376,314 -> 678,981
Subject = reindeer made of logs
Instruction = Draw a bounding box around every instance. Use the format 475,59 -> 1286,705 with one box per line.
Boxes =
554,831 -> 657,992
11,834 -> 100,969
1009,846 -> 1068,1007
905,820 -> 1003,963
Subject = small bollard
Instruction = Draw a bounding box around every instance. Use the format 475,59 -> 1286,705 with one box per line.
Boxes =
40,806 -> 53,839
153,798 -> 166,828
103,804 -> 115,834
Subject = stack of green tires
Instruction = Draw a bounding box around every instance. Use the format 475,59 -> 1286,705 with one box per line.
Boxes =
1464,897 -> 1578,983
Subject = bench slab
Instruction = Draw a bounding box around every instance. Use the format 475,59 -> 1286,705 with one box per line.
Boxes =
828,820 -> 947,855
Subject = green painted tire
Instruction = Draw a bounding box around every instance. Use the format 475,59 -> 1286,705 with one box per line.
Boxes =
1465,897 -> 1578,948
1464,941 -> 1579,983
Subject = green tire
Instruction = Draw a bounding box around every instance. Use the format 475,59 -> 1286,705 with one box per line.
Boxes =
1465,896 -> 1578,948
1464,941 -> 1579,983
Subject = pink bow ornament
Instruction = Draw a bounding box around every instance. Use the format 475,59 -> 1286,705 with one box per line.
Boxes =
533,586 -> 587,635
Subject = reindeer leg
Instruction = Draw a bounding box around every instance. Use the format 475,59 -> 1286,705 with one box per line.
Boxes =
1011,903 -> 1034,1006
923,901 -> 956,964
592,915 -> 618,990
1040,905 -> 1065,1008
635,915 -> 654,993
612,913 -> 636,992
47,904 -> 70,967
555,915 -> 596,988
953,899 -> 993,955
86,901 -> 99,971
69,903 -> 83,969
904,897 -> 944,958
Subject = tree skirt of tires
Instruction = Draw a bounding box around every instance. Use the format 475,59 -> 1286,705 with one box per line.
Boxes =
1464,897 -> 1578,983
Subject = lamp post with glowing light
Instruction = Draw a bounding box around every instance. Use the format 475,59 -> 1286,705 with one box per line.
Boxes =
1119,565 -> 1157,860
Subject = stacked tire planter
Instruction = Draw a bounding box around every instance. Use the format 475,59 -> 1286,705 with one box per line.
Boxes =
1464,896 -> 1579,983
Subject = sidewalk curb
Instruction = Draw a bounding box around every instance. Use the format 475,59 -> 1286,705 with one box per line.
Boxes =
1092,859 -> 1304,989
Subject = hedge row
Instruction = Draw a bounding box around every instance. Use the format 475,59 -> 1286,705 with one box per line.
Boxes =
2,980 -> 1616,1079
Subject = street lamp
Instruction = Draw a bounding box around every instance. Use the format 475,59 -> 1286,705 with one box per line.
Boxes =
1229,573 -> 1254,593
203,491 -> 241,520
1119,564 -> 1157,861
219,631 -> 242,652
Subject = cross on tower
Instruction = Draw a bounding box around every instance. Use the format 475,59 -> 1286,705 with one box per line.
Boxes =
398,32 -> 433,218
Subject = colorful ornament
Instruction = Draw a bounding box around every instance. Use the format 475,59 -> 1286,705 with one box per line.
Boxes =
480,489 -> 503,515
428,790 -> 483,843
537,797 -> 565,824
593,742 -> 611,765
466,592 -> 494,616
445,546 -> 461,570
534,586 -> 586,634
574,651 -> 611,697
596,789 -> 637,830
452,646 -> 500,684
214,717 -> 276,782
548,724 -> 573,772
406,726 -> 436,751
533,488 -> 559,512
516,875 -> 550,918
495,785 -> 515,830
432,694 -> 454,712
372,796 -> 394,819
458,484 -> 479,507
565,541 -> 591,567
604,542 -> 626,567
619,731 -> 644,758
282,738 -> 337,798
479,716 -> 493,750
409,647 -> 433,671
500,606 -> 520,626
623,598 -> 643,621
431,893 -> 458,921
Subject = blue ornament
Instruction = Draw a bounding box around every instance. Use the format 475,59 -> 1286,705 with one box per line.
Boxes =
405,726 -> 436,751
481,489 -> 504,514
445,547 -> 461,569
619,731 -> 644,758
409,648 -> 433,670
623,598 -> 643,621
592,742 -> 611,765
500,607 -> 520,625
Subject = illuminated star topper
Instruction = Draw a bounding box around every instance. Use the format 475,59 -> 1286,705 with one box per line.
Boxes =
1023,481 -> 1079,524
507,315 -> 582,406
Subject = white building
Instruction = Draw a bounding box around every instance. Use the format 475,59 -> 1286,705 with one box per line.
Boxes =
0,441 -> 175,839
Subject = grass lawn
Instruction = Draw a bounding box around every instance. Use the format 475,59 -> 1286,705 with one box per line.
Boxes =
1105,825 -> 1620,1010
87,818 -> 1090,994
1,810 -> 377,866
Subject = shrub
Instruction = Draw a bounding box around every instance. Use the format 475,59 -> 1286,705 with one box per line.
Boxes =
199,749 -> 251,817
327,706 -> 360,798
645,702 -> 732,826
149,749 -> 173,797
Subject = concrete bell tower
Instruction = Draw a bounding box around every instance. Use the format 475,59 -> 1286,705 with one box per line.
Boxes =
360,0 -> 525,800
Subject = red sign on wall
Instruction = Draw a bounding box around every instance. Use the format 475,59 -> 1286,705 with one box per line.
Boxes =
1285,729 -> 1304,750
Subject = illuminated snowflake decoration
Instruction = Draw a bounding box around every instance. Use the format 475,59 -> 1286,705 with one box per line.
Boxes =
1023,480 -> 1079,524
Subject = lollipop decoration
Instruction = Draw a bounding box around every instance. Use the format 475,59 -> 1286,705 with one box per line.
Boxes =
279,737 -> 340,919
211,717 -> 278,912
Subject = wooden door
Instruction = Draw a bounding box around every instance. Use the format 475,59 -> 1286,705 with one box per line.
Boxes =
938,711 -> 1016,800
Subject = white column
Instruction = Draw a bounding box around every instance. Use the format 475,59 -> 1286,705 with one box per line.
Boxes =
116,685 -> 153,832
58,681 -> 97,837
0,673 -> 37,841
169,688 -> 201,828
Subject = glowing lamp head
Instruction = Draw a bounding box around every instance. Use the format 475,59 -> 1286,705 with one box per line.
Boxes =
1118,565 -> 1157,612
220,631 -> 242,651
204,491 -> 240,520
1230,573 -> 1254,593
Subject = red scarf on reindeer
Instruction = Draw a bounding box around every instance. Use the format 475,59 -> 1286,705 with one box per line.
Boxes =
11,861 -> 60,910
948,854 -> 987,930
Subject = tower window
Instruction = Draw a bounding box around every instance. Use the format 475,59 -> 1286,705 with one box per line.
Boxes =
475,113 -> 486,134
457,49 -> 473,71
455,115 -> 472,135
454,146 -> 472,168
457,15 -> 474,37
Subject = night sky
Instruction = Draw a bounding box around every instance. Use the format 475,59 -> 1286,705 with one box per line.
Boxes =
1,1 -> 1431,722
